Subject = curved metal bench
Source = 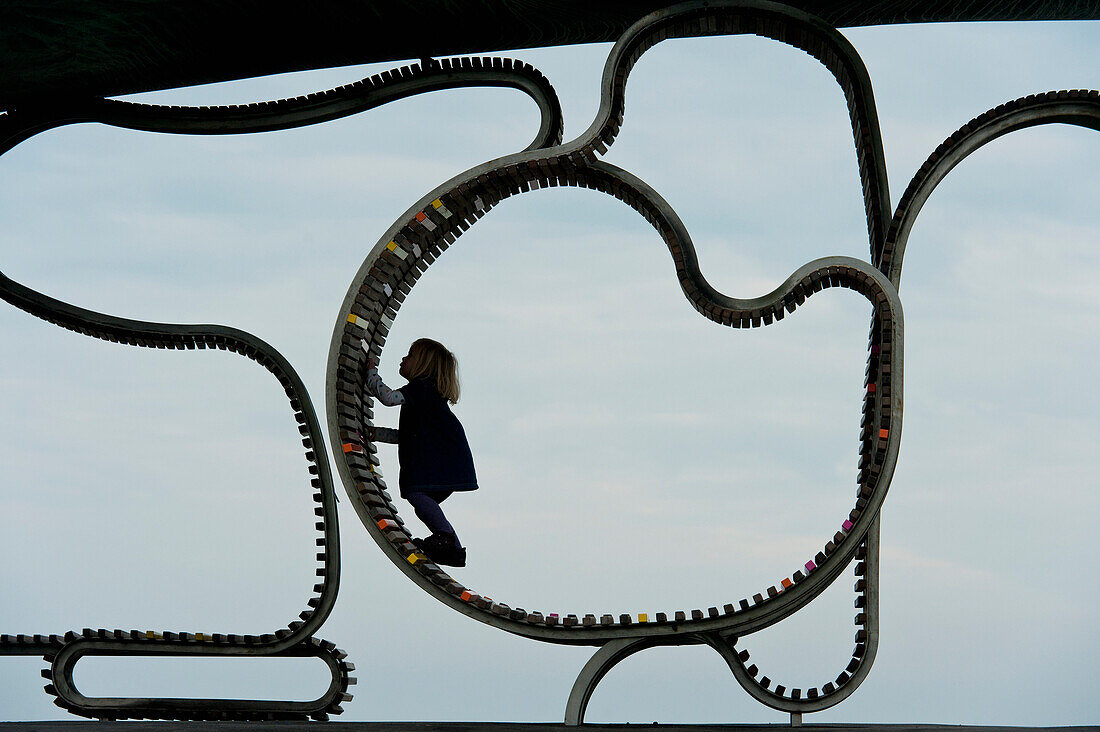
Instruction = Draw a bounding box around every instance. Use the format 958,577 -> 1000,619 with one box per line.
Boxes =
326,1 -> 904,723
3,1 -> 1095,722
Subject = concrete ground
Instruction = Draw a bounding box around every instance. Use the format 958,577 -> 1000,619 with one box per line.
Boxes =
1,724 -> 1097,731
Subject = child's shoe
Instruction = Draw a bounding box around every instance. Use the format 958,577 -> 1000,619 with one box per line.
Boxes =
420,533 -> 466,567
434,544 -> 466,568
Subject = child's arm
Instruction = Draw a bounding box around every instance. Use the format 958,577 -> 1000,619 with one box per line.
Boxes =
369,426 -> 399,443
365,366 -> 405,407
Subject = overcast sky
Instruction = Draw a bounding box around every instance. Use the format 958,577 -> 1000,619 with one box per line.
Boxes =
1,18 -> 1097,726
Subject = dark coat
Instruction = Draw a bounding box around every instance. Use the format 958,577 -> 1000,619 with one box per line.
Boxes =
397,377 -> 478,497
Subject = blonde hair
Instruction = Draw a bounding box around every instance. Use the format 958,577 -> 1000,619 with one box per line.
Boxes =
405,338 -> 460,404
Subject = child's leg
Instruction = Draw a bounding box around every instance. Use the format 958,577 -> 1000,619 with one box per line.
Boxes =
406,491 -> 461,547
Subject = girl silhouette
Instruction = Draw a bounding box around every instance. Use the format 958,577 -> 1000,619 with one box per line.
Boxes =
366,338 -> 477,566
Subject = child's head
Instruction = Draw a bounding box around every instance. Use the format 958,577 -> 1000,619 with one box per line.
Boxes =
400,338 -> 460,404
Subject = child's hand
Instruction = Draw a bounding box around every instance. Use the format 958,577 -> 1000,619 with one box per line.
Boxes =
365,357 -> 378,371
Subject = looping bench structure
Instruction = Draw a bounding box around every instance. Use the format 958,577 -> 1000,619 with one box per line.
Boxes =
325,0 -> 1099,724
3,0 -> 1097,724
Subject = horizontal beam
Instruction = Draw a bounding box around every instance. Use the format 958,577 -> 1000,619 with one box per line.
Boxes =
2,0 -> 1098,105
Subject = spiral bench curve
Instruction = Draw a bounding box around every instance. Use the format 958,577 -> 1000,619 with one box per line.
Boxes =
326,3 -> 903,685
0,57 -> 563,721
327,156 -> 902,639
